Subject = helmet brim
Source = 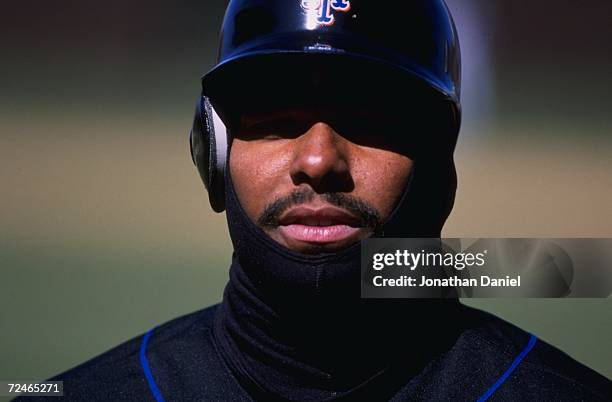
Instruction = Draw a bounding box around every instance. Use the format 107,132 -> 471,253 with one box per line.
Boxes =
203,50 -> 460,131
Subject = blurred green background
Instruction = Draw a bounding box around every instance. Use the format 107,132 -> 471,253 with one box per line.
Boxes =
1,0 -> 610,391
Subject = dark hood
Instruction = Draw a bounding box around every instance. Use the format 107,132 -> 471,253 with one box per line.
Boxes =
211,126 -> 463,401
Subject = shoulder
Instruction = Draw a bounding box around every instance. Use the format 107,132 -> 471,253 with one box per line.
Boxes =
15,304 -> 250,401
463,308 -> 611,401
392,307 -> 611,402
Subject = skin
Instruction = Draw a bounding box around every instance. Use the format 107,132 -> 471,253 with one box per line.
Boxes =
229,106 -> 414,254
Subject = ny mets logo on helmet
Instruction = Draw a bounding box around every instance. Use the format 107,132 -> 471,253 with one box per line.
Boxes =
301,0 -> 351,26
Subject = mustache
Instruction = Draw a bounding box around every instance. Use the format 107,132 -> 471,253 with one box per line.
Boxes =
257,188 -> 383,230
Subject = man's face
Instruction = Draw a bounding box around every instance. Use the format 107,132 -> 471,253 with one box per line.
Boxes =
229,104 -> 414,254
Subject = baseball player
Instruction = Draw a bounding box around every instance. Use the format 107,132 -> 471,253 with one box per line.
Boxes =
19,1 -> 611,400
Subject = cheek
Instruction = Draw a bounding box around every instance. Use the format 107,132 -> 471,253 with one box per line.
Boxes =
229,139 -> 292,219
351,149 -> 413,217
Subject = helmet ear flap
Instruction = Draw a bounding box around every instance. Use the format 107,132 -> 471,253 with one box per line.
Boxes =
190,95 -> 228,213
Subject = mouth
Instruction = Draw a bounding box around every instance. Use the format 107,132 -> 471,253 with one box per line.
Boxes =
277,206 -> 365,247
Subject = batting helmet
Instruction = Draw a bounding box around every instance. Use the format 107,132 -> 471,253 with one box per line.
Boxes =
191,0 -> 461,213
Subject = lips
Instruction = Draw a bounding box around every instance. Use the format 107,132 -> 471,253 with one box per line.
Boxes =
277,206 -> 364,245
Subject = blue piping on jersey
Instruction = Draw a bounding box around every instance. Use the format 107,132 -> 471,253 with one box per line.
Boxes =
477,334 -> 538,401
140,327 -> 537,401
140,327 -> 166,402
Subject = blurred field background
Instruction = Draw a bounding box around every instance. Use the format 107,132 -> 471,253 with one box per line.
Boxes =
1,0 -> 610,391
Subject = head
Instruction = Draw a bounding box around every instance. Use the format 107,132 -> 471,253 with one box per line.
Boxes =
191,0 -> 462,256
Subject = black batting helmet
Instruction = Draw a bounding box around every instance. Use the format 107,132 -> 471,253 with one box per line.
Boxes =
191,0 -> 461,213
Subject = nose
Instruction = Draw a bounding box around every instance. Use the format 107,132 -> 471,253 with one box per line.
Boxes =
289,122 -> 353,193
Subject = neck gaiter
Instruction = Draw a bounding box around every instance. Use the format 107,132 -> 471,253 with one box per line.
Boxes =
213,149 -> 467,401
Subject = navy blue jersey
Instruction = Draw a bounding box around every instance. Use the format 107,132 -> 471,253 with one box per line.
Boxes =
16,304 -> 611,401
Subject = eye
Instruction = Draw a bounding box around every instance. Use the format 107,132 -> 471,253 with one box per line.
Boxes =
262,134 -> 283,141
238,118 -> 309,141
330,113 -> 419,157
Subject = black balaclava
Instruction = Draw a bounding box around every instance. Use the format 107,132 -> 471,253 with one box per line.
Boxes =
211,105 -> 470,401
